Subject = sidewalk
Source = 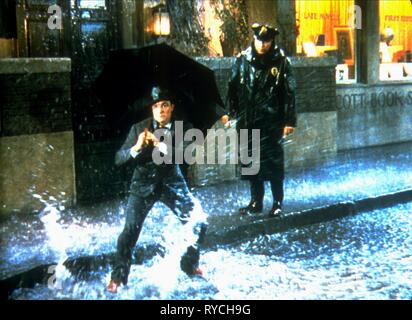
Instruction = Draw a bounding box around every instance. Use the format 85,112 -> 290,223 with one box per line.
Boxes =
1,141 -> 412,282
203,141 -> 412,245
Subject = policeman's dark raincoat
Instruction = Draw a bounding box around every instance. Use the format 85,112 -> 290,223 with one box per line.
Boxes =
227,43 -> 297,181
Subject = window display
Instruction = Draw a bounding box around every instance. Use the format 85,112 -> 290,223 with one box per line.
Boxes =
296,0 -> 356,83
379,0 -> 412,80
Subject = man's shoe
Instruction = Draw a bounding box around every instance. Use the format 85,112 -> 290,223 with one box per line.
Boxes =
107,280 -> 120,293
239,201 -> 263,215
268,202 -> 282,218
187,267 -> 204,277
193,267 -> 204,276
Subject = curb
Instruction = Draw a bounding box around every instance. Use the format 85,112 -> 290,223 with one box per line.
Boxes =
203,188 -> 412,248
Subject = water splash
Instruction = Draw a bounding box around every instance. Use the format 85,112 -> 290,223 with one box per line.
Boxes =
122,197 -> 208,299
39,204 -> 71,291
11,192 -> 209,299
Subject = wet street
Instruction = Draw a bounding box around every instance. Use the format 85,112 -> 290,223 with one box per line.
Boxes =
6,201 -> 412,300
1,142 -> 412,300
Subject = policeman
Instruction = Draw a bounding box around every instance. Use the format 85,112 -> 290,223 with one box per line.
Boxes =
223,23 -> 297,217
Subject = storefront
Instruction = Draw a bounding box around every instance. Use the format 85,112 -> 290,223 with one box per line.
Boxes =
198,0 -> 410,162
294,0 -> 412,151
193,0 -> 412,153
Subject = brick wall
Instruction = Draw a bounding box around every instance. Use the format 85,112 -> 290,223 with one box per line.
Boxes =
1,72 -> 71,136
285,56 -> 338,168
292,57 -> 337,113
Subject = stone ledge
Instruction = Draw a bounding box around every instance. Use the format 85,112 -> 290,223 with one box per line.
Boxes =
290,56 -> 337,68
195,57 -> 235,70
195,56 -> 338,69
0,58 -> 71,74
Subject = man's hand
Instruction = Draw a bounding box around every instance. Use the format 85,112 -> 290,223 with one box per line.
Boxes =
145,131 -> 160,147
283,126 -> 294,137
132,130 -> 159,153
221,115 -> 230,128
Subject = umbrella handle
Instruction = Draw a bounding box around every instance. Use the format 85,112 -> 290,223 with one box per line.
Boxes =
143,128 -> 148,145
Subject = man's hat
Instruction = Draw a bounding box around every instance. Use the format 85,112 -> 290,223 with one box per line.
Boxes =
149,86 -> 174,105
251,23 -> 279,41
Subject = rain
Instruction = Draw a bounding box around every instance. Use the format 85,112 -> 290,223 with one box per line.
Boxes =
0,0 -> 412,302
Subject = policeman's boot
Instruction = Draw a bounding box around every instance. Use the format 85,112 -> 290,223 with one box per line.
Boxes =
239,200 -> 263,215
268,201 -> 282,218
239,180 -> 264,215
268,178 -> 283,218
181,245 -> 203,276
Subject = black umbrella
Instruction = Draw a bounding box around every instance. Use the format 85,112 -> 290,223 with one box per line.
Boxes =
95,43 -> 225,133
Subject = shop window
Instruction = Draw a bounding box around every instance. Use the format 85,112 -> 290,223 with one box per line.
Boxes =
379,0 -> 412,81
0,0 -> 17,38
15,0 -> 69,57
296,0 -> 356,83
0,0 -> 17,58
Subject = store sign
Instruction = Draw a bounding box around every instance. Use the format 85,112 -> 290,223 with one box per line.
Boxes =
337,90 -> 412,109
384,15 -> 412,22
301,5 -> 362,29
302,12 -> 339,21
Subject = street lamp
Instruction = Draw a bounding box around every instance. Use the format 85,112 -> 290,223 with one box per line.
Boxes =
153,4 -> 170,36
